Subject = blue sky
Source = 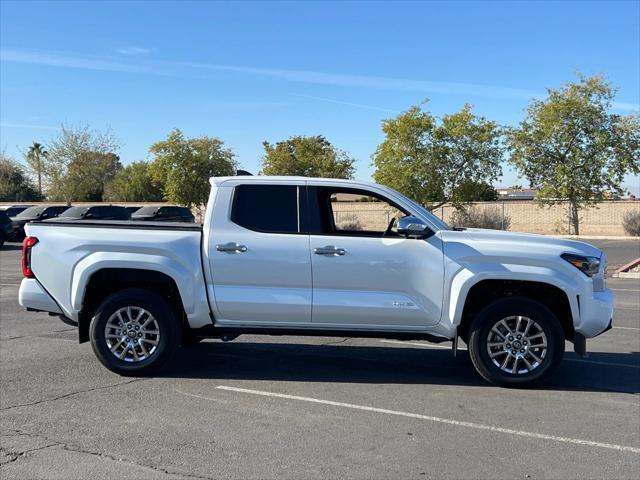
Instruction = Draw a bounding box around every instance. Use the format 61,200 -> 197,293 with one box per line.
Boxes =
1,0 -> 639,193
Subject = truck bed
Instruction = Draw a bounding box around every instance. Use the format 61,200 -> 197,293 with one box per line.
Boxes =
36,219 -> 202,231
23,219 -> 211,330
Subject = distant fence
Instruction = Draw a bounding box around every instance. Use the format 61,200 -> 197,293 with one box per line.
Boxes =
6,200 -> 640,236
332,200 -> 640,236
433,200 -> 639,236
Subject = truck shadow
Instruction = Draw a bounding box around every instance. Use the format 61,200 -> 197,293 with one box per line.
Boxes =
163,341 -> 640,394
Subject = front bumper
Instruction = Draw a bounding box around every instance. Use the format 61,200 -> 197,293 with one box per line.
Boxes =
575,288 -> 614,339
18,278 -> 63,315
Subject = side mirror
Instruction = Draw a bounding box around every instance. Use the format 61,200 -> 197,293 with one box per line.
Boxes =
396,216 -> 430,238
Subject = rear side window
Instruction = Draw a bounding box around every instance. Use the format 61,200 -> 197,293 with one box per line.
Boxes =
231,185 -> 299,234
91,206 -> 108,217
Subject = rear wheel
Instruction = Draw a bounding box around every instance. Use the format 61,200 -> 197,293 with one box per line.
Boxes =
468,297 -> 564,387
89,288 -> 181,376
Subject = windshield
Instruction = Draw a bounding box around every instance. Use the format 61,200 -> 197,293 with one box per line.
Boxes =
15,206 -> 47,218
59,206 -> 90,218
406,199 -> 451,231
132,206 -> 158,216
388,189 -> 451,231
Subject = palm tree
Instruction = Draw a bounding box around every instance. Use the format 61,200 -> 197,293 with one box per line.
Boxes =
26,142 -> 48,195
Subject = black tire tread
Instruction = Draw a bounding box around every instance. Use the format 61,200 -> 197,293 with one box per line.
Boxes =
467,296 -> 565,387
89,288 -> 181,376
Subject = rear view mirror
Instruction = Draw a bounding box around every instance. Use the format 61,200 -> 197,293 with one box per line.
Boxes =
396,216 -> 430,238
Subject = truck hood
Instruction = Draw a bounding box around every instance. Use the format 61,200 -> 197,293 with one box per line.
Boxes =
439,228 -> 603,260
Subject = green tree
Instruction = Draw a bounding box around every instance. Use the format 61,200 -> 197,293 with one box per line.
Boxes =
261,135 -> 355,179
372,102 -> 504,209
25,142 -> 48,195
149,129 -> 237,208
507,74 -> 640,235
0,152 -> 42,201
45,123 -> 120,202
451,180 -> 499,203
104,161 -> 164,202
63,152 -> 122,202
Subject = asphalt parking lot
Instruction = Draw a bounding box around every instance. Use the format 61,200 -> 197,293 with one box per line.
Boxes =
1,239 -> 639,479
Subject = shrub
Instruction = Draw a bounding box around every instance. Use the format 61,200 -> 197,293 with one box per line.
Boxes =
622,210 -> 640,236
450,206 -> 511,230
336,213 -> 363,231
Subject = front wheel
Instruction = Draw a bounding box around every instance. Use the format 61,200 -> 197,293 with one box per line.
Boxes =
468,297 -> 564,387
89,288 -> 181,376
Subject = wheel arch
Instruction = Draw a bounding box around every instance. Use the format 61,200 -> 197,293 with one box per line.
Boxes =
455,278 -> 577,343
78,267 -> 189,343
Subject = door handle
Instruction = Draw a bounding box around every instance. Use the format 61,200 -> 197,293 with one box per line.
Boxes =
216,242 -> 248,253
314,245 -> 346,256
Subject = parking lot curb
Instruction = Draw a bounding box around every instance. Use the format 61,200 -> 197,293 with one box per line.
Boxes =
614,272 -> 640,278
611,257 -> 640,278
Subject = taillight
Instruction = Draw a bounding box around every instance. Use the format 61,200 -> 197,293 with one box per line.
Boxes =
22,236 -> 38,278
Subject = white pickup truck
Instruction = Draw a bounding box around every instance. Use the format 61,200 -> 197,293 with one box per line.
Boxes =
18,175 -> 614,386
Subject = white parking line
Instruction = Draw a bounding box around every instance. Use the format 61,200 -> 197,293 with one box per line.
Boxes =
611,289 -> 640,293
213,385 -> 640,454
614,326 -> 640,331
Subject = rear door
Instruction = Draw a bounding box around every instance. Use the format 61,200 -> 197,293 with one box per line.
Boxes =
207,181 -> 312,325
307,184 -> 444,328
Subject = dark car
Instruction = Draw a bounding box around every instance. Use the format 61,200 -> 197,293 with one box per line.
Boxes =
10,205 -> 70,240
0,211 -> 14,247
49,205 -> 131,221
131,206 -> 195,223
0,205 -> 32,217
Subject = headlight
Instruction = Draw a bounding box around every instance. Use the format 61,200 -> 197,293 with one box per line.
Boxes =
561,253 -> 600,277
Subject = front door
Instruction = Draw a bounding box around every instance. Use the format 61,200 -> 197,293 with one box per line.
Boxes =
208,182 -> 312,325
307,186 -> 444,328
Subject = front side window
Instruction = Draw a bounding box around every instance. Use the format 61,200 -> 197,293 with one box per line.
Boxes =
314,187 -> 407,237
231,184 -> 299,234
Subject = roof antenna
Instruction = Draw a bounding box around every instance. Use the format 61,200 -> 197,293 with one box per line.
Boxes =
236,169 -> 253,176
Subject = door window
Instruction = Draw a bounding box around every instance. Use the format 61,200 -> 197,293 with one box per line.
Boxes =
231,184 -> 299,234
312,187 -> 407,237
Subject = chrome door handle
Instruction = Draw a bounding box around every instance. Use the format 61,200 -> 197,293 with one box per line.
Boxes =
314,246 -> 346,256
216,242 -> 248,253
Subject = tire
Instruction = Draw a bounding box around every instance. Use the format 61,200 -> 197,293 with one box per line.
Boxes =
89,288 -> 181,376
467,296 -> 564,387
0,232 -> 4,248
